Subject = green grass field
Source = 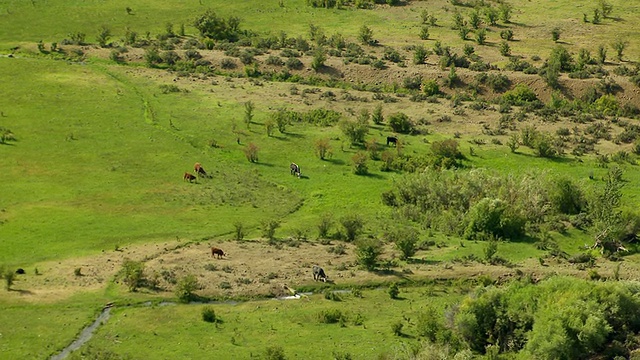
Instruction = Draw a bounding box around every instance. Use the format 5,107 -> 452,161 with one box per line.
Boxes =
1,0 -> 640,358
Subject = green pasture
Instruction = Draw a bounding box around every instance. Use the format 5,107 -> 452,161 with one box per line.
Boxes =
0,292 -> 107,359
80,286 -> 463,360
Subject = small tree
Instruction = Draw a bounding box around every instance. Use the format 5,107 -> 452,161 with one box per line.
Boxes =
202,306 -> 217,323
422,79 -> 439,96
500,29 -> 514,41
339,118 -> 368,145
380,150 -> 396,172
314,138 -> 333,160
484,7 -> 498,26
389,227 -> 419,260
176,274 -> 200,302
233,221 -> 245,241
599,0 -> 613,18
551,27 -> 561,42
340,214 -> 364,241
611,40 -> 626,62
499,3 -> 512,23
419,26 -> 429,40
372,104 -> 384,125
264,118 -> 276,137
356,238 -> 382,270
318,213 -> 333,239
499,41 -> 511,57
388,112 -> 413,134
96,25 -> 112,47
3,267 -> 15,291
144,47 -> 161,67
389,283 -> 400,299
121,259 -> 145,292
476,28 -> 487,45
261,219 -> 281,241
597,44 -> 607,64
469,11 -> 481,29
358,25 -> 374,45
311,47 -> 326,71
413,45 -> 429,65
244,143 -> 259,162
458,26 -> 470,41
352,151 -> 369,175
507,133 -> 520,153
244,101 -> 255,129
592,9 -> 601,24
366,138 -> 380,160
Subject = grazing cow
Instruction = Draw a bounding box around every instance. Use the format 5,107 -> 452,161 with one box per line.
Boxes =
211,247 -> 226,259
183,172 -> 196,182
290,163 -> 301,178
312,265 -> 327,282
194,162 -> 209,178
386,136 -> 398,146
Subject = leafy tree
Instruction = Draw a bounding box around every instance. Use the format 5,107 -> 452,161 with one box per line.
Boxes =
452,12 -> 465,30
589,166 -> 625,252
175,274 -> 200,302
340,214 -> 364,241
264,118 -> 276,137
599,0 -> 613,17
244,142 -> 259,162
500,29 -> 514,41
144,47 -> 161,67
611,40 -> 626,61
431,139 -> 464,169
358,25 -> 374,45
507,133 -> 520,152
244,101 -> 254,128
484,7 -> 499,26
387,226 -> 419,260
388,112 -> 413,134
551,27 -> 561,42
388,283 -> 400,299
318,213 -> 333,239
469,11 -> 481,29
464,198 -> 525,240
476,28 -> 487,45
193,10 -> 241,41
96,25 -> 111,48
419,26 -> 429,40
596,44 -> 607,64
2,266 -> 15,291
121,259 -> 145,292
161,50 -> 180,66
372,104 -> 384,125
339,118 -> 368,145
261,219 -> 281,241
422,79 -> 440,96
264,345 -> 286,360
314,138 -> 333,160
413,45 -> 429,65
499,41 -> 511,56
458,26 -> 470,41
233,221 -> 245,240
356,238 -> 381,270
550,178 -> 586,215
499,2 -> 513,23
311,47 -> 326,71
592,8 -> 601,24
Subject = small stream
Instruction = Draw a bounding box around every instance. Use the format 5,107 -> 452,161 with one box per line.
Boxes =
48,290 -> 338,359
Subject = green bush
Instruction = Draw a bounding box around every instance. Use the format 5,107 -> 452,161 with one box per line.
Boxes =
356,238 -> 382,270
202,306 -> 217,323
422,79 -> 440,96
388,112 -> 414,134
502,84 -> 539,105
464,198 -> 525,240
121,259 -> 145,292
175,274 -> 200,302
388,282 -> 400,299
264,345 -> 286,360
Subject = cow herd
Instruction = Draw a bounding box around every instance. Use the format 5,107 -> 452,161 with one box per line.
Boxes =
183,162 -> 210,183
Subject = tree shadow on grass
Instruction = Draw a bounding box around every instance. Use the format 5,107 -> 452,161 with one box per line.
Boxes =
9,288 -> 34,295
324,158 -> 346,166
254,162 -> 275,167
407,258 -> 441,266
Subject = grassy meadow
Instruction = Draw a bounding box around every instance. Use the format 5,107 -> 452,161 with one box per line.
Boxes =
1,0 -> 640,359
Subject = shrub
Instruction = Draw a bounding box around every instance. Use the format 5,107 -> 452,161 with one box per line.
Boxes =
502,84 -> 538,105
419,26 -> 429,40
340,214 -> 364,242
356,238 -> 382,270
261,219 -> 281,240
202,306 -> 217,323
402,75 -> 423,90
413,45 -> 429,65
220,57 -> 236,69
391,321 -> 404,336
96,25 -> 111,47
475,28 -> 487,45
389,283 -> 400,299
339,118 -> 368,145
243,143 -> 259,162
358,25 -> 374,45
264,345 -> 286,360
121,259 -> 145,292
464,198 -> 525,240
387,227 -> 419,260
352,152 -> 368,175
193,10 -> 242,41
500,29 -> 514,41
175,274 -> 199,302
499,41 -> 511,57
431,139 -> 464,169
551,27 -> 561,42
372,104 -> 384,125
2,267 -> 15,291
388,112 -> 413,134
317,309 -> 347,324
422,79 -> 440,96
314,138 -> 332,160
233,221 -> 245,240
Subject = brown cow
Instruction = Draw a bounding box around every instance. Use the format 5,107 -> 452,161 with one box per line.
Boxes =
211,247 -> 226,259
194,162 -> 209,178
184,172 -> 196,182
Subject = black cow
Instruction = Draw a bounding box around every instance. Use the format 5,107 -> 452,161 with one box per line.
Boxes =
312,265 -> 327,282
386,136 -> 398,146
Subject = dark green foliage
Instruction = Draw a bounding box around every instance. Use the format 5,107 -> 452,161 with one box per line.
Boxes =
388,112 -> 414,134
355,238 -> 382,270
2,266 -> 15,291
193,10 -> 241,42
311,47 -> 326,71
501,84 -> 539,106
551,27 -> 561,42
388,283 -> 399,299
499,41 -> 511,57
317,213 -> 333,238
358,25 -> 375,45
316,309 -> 347,324
372,104 -> 384,125
402,75 -> 422,90
486,73 -> 511,92
202,306 -> 217,323
419,26 -> 429,40
339,117 -> 368,144
475,28 -> 487,45
96,25 -> 111,48
175,274 -> 200,302
340,214 -> 364,241
611,40 -> 626,61
413,45 -> 429,65
550,178 -> 586,215
500,29 -> 514,41
484,7 -> 499,26
391,321 -> 403,336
